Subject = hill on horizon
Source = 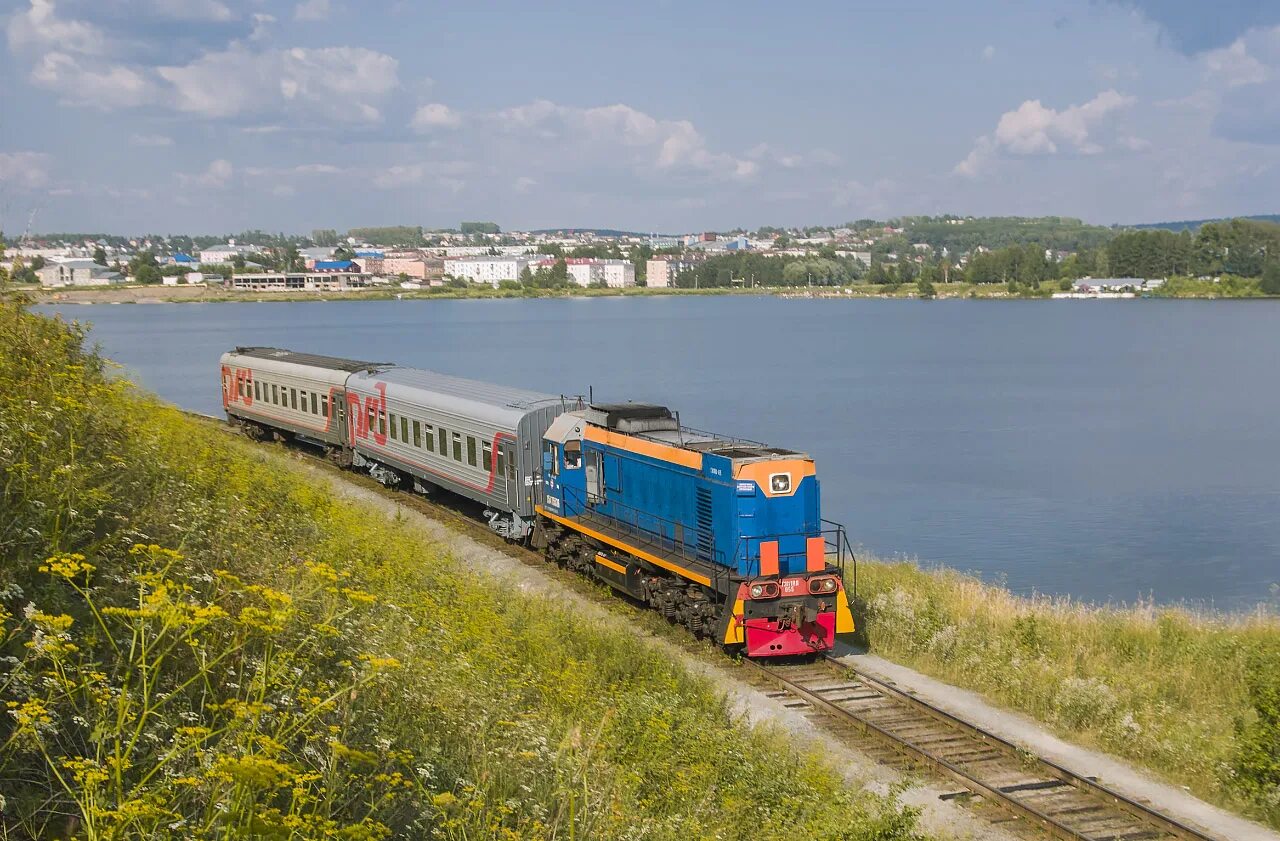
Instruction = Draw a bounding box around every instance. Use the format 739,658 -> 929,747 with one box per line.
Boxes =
1132,214 -> 1280,232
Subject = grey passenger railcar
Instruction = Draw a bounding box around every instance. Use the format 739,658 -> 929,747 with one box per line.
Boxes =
219,347 -> 388,453
344,367 -> 567,539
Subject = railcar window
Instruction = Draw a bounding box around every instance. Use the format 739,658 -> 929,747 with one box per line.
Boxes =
254,380 -> 261,401
311,393 -> 318,415
507,455 -> 516,481
321,394 -> 328,417
452,432 -> 462,462
496,449 -> 505,477
272,384 -> 279,404
423,423 -> 434,452
467,436 -> 477,467
299,389 -> 306,409
412,420 -> 421,448
482,442 -> 492,472
438,426 -> 446,454
290,389 -> 298,410
389,413 -> 398,440
401,416 -> 409,443
379,411 -> 386,437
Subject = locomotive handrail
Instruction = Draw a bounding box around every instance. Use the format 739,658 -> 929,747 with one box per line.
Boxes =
557,483 -> 727,570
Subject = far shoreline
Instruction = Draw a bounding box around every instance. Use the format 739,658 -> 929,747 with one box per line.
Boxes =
20,280 -> 1279,305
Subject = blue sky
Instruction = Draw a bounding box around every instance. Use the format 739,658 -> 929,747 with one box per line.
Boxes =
3,0 -> 1280,234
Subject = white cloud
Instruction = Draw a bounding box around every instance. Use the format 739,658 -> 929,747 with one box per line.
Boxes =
0,151 -> 52,190
157,46 -> 398,122
249,13 -> 275,40
982,45 -> 996,61
495,100 -> 756,180
1119,135 -> 1152,151
955,89 -> 1135,176
179,159 -> 233,189
6,0 -> 103,55
31,51 -> 159,108
1203,37 -> 1270,87
410,103 -> 461,131
144,0 -> 233,21
294,0 -> 331,22
129,133 -> 173,147
513,175 -> 537,193
7,2 -> 397,124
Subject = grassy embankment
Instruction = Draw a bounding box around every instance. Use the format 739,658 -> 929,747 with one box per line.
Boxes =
854,559 -> 1280,827
0,298 -> 925,840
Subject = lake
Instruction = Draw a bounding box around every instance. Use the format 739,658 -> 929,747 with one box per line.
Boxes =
37,296 -> 1280,609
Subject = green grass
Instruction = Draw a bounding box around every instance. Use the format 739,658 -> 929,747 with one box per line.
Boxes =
852,558 -> 1280,827
0,298 -> 926,840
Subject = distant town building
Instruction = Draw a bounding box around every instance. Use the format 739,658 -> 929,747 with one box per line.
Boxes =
300,247 -> 336,264
199,243 -> 257,264
229,272 -> 374,292
312,260 -> 359,273
646,259 -> 697,288
361,254 -> 446,281
536,257 -> 635,288
447,256 -> 539,286
38,259 -> 124,287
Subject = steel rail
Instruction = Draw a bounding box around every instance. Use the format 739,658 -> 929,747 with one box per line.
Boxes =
743,657 -> 1219,841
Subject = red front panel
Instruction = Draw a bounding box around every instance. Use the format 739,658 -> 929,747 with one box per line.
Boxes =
744,612 -> 836,657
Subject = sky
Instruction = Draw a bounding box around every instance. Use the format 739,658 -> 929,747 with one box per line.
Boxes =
3,0 -> 1280,235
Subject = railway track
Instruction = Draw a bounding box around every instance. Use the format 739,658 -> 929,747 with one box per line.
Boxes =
743,657 -> 1218,841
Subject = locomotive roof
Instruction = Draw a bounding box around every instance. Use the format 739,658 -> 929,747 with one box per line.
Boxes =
229,346 -> 389,373
348,366 -> 567,427
581,402 -> 807,462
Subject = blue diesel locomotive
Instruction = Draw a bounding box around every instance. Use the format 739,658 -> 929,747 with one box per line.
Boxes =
221,348 -> 855,657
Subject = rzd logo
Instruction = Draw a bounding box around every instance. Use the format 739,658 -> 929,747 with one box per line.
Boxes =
347,382 -> 388,446
222,366 -> 254,408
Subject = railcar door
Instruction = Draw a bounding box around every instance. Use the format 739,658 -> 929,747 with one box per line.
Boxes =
498,441 -> 517,509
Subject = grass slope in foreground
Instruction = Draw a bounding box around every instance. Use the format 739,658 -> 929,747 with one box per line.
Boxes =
0,300 -> 924,840
856,559 -> 1280,828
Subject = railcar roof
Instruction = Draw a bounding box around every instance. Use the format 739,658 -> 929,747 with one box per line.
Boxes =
229,346 -> 389,373
349,366 -> 567,427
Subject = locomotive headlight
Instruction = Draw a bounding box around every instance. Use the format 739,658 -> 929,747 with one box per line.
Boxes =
809,576 -> 839,594
769,473 -> 791,494
750,584 -> 764,599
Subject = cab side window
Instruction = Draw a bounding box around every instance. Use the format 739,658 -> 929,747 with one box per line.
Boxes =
564,440 -> 582,469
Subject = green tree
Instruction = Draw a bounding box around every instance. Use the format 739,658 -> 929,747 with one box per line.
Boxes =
1262,262 -> 1280,295
549,258 -> 569,287
282,244 -> 303,272
92,246 -> 107,266
135,264 -> 162,284
518,266 -> 535,286
917,276 -> 936,299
